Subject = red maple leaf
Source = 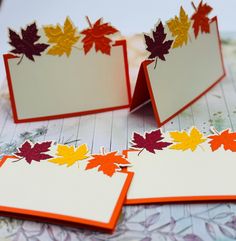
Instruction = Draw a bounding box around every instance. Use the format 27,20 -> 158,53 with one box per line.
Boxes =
9,23 -> 49,64
85,150 -> 130,177
131,129 -> 172,154
15,141 -> 53,164
208,129 -> 236,151
81,17 -> 118,55
144,21 -> 173,64
191,1 -> 213,38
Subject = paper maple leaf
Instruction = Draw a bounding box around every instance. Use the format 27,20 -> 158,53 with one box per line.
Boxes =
44,17 -> 80,57
167,7 -> 191,48
9,23 -> 49,64
144,21 -> 173,63
85,150 -> 130,177
15,141 -> 52,164
208,129 -> 236,152
191,1 -> 213,38
81,17 -> 118,55
169,127 -> 206,151
49,144 -> 89,167
131,129 -> 172,154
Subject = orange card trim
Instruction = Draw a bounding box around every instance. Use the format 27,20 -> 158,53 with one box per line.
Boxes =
130,17 -> 226,127
0,170 -> 133,232
3,40 -> 131,123
122,150 -> 236,205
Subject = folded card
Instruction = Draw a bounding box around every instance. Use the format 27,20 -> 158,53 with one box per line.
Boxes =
125,127 -> 236,204
130,2 -> 225,126
4,17 -> 131,123
0,142 -> 133,232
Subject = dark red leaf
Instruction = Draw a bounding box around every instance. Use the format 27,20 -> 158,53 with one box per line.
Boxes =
131,129 -> 172,154
9,23 -> 49,62
144,21 -> 173,61
15,141 -> 52,164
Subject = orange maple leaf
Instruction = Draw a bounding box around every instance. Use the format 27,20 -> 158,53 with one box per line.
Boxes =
85,150 -> 130,177
208,129 -> 236,151
191,1 -> 213,38
81,17 -> 118,55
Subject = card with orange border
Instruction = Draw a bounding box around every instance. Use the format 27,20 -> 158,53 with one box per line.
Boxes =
3,17 -> 131,123
0,142 -> 133,232
125,127 -> 236,205
130,2 -> 225,127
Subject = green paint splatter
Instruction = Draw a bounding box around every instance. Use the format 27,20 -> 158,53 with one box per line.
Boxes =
221,38 -> 231,45
180,110 -> 192,118
212,116 -> 225,131
212,94 -> 221,99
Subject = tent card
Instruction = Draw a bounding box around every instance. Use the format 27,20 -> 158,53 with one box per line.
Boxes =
125,127 -> 236,204
130,2 -> 225,126
4,17 -> 131,123
0,142 -> 133,231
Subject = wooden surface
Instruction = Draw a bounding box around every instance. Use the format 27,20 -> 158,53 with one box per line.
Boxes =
0,36 -> 236,241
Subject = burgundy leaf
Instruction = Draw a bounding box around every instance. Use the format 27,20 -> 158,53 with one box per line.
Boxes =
15,141 -> 52,164
219,225 -> 236,239
205,222 -> 217,240
144,21 -> 173,61
183,234 -> 203,241
9,23 -> 49,63
131,129 -> 172,154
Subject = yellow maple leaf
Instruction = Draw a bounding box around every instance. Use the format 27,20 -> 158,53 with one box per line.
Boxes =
43,17 -> 80,57
169,127 -> 206,151
167,7 -> 191,48
49,144 -> 89,167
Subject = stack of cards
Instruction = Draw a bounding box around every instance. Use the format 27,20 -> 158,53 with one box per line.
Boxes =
1,126 -> 236,232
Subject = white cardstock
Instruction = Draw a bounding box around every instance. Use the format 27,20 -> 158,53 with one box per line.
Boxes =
6,33 -> 129,120
146,19 -> 225,123
0,156 -> 129,226
126,145 -> 236,202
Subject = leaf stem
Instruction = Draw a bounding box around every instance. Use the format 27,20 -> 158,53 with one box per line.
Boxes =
188,34 -> 192,43
64,139 -> 81,145
72,46 -> 83,51
17,55 -> 24,65
138,148 -> 144,156
154,58 -> 158,69
12,157 -> 23,163
86,16 -> 93,28
101,147 -> 105,155
199,144 -> 205,151
210,126 -> 220,135
191,2 -> 197,11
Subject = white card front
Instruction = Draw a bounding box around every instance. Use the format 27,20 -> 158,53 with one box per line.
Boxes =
146,18 -> 225,124
5,38 -> 130,121
0,156 -> 132,230
126,147 -> 236,204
